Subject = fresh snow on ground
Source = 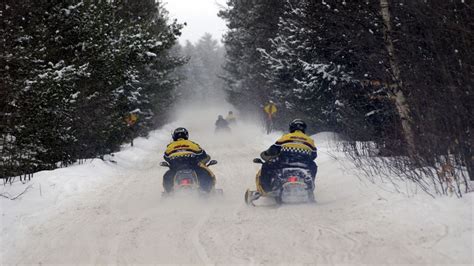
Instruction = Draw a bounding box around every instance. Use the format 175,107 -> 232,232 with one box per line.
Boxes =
1,107 -> 473,265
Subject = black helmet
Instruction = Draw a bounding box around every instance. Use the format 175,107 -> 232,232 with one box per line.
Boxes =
289,119 -> 307,133
172,127 -> 189,141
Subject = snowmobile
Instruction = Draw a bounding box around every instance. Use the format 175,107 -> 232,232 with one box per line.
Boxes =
159,160 -> 223,197
215,115 -> 232,134
215,124 -> 231,134
245,158 -> 315,206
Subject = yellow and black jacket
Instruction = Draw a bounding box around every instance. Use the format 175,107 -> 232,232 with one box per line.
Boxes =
261,130 -> 317,162
226,114 -> 236,123
164,139 -> 210,165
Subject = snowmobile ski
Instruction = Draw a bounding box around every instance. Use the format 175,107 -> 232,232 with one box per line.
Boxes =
244,189 -> 261,206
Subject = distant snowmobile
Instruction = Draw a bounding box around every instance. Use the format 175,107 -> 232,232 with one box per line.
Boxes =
245,158 -> 315,206
215,115 -> 231,134
160,160 -> 223,197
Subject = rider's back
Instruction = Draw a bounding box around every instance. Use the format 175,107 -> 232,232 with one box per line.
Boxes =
215,118 -> 229,128
164,139 -> 208,167
276,131 -> 315,154
262,130 -> 317,165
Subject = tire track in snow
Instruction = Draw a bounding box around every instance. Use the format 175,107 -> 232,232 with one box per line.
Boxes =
283,206 -> 333,264
229,209 -> 257,264
314,222 -> 361,263
284,205 -> 362,264
190,210 -> 214,265
105,172 -> 141,265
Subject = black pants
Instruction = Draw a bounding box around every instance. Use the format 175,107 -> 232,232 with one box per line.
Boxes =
163,165 -> 214,193
259,161 -> 317,193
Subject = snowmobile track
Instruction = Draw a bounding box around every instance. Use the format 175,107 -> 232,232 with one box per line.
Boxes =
190,210 -> 213,265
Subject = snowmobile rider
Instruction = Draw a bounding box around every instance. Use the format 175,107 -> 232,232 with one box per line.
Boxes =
215,115 -> 231,133
226,111 -> 236,124
256,119 -> 317,194
163,127 -> 216,193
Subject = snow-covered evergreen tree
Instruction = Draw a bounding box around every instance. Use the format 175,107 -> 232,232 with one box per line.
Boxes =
219,0 -> 285,116
258,0 -> 350,130
1,0 -> 183,178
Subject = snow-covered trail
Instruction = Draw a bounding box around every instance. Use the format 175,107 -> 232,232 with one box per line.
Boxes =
1,109 -> 473,264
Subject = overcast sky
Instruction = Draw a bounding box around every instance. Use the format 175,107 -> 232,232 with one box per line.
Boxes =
164,0 -> 228,45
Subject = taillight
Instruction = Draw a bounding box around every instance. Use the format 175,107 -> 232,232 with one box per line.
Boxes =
179,179 -> 191,185
287,176 -> 298,182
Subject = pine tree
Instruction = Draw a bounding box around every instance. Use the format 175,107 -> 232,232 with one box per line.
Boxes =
258,0 -> 346,130
219,0 -> 285,119
1,0 -> 184,179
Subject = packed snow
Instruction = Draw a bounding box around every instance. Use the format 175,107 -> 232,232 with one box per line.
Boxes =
1,106 -> 472,265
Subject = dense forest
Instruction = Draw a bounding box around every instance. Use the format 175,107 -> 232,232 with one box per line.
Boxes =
219,0 -> 473,195
173,33 -> 226,104
1,0 -> 184,179
1,0 -> 472,196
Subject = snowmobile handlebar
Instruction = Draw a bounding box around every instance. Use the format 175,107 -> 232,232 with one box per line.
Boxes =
159,162 -> 170,167
160,160 -> 218,168
253,158 -> 264,164
207,160 -> 218,167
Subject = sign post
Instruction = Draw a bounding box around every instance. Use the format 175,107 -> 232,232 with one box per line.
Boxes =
263,102 -> 277,134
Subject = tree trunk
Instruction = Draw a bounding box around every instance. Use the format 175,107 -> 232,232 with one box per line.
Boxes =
380,0 -> 416,155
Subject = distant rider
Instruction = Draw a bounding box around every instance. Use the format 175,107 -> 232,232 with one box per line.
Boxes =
256,119 -> 317,194
226,111 -> 236,124
215,115 -> 231,133
163,127 -> 216,193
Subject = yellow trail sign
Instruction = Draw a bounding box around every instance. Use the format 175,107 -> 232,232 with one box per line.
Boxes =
264,103 -> 277,116
125,113 -> 138,126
